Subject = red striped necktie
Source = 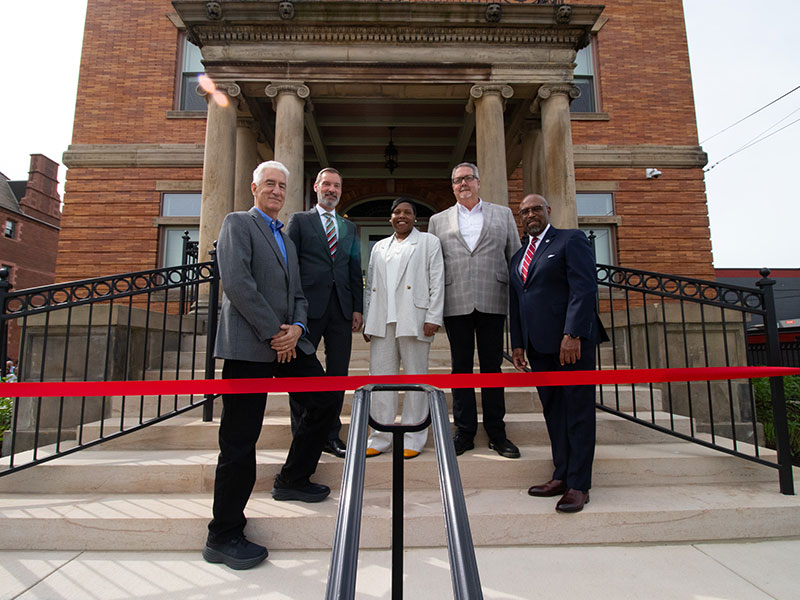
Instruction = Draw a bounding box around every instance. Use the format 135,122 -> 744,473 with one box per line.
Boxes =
521,237 -> 537,283
324,212 -> 337,257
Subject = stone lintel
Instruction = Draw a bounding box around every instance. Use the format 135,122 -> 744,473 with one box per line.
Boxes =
62,143 -> 709,170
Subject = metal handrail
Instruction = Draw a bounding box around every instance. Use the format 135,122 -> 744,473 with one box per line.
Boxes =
326,384 -> 483,600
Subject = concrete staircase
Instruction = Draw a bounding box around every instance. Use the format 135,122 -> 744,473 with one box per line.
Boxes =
1,333 -> 799,551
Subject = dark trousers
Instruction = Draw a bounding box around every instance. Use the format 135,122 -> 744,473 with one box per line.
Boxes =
443,310 -> 507,441
529,338 -> 597,492
289,291 -> 352,441
208,355 -> 338,543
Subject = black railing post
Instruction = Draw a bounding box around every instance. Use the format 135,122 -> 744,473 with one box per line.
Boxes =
203,243 -> 220,422
179,231 -> 191,312
391,428 -> 404,600
756,268 -> 795,495
588,230 -> 596,262
0,268 -> 10,378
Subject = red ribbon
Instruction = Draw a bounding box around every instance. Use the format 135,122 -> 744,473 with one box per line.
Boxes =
0,366 -> 798,397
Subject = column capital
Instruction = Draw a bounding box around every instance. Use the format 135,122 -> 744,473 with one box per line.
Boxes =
198,80 -> 242,109
536,83 -> 581,102
265,81 -> 310,111
466,83 -> 513,113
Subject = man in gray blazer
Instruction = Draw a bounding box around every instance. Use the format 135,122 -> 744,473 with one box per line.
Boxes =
428,162 -> 521,459
286,168 -> 363,458
203,160 -> 338,571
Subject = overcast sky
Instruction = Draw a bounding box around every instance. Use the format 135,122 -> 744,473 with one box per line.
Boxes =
1,0 -> 798,269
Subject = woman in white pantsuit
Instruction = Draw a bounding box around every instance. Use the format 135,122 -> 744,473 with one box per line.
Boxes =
362,198 -> 445,459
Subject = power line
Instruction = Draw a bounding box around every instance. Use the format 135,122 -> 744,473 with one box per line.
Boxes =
699,84 -> 800,144
704,115 -> 800,172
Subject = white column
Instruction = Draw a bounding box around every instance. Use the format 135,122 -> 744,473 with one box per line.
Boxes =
234,119 -> 260,213
537,84 -> 580,228
265,81 -> 309,222
521,119 -> 546,197
469,84 -> 513,206
199,84 -> 239,265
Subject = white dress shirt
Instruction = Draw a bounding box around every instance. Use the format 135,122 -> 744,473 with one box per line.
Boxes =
518,223 -> 551,277
457,199 -> 483,252
315,203 -> 339,238
384,234 -> 413,324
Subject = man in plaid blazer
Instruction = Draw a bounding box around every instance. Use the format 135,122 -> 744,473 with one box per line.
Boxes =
428,162 -> 521,458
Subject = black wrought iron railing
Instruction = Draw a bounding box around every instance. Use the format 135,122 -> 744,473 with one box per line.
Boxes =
326,384 -> 482,600
0,254 -> 219,475
506,263 -> 794,495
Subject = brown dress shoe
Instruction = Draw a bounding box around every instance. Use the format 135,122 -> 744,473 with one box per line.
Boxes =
556,489 -> 590,513
527,479 -> 567,497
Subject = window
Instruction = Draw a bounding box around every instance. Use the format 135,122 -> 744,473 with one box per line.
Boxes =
577,192 -> 616,265
159,193 -> 201,267
178,36 -> 206,111
571,44 -> 596,113
4,220 -> 17,239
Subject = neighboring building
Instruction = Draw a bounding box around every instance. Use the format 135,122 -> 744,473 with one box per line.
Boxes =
58,0 -> 713,283
0,154 -> 63,361
715,268 -> 800,330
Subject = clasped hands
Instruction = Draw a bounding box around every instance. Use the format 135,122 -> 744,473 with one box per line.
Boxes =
270,324 -> 303,363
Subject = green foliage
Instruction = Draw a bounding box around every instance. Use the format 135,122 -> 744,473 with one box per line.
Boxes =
752,375 -> 800,462
0,376 -> 11,451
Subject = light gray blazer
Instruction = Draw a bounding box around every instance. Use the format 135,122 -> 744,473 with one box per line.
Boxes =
214,207 -> 314,362
363,228 -> 444,342
427,201 -> 521,317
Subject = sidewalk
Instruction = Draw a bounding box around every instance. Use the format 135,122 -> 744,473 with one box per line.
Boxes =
2,539 -> 798,599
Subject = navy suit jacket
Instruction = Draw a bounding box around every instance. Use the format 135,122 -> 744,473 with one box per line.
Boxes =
286,208 -> 363,320
509,226 -> 606,355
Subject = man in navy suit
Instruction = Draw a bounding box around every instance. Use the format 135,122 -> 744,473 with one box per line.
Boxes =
509,194 -> 607,513
286,168 -> 363,458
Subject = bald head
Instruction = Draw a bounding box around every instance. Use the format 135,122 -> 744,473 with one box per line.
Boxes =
518,194 -> 551,237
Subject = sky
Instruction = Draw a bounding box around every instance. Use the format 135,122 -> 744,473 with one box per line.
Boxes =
0,0 -> 798,269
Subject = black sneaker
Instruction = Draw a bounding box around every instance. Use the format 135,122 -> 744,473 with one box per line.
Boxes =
202,534 -> 268,570
452,435 -> 475,456
271,481 -> 331,503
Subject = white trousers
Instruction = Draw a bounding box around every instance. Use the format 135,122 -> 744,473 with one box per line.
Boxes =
367,323 -> 431,452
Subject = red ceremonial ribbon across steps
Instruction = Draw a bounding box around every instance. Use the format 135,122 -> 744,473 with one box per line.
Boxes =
0,366 -> 798,398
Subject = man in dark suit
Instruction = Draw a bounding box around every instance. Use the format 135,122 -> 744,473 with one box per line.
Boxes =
286,168 -> 363,458
203,160 -> 337,570
509,193 -> 607,513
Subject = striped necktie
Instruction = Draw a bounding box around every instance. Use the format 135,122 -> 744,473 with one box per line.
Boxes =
521,237 -> 537,283
324,212 -> 337,257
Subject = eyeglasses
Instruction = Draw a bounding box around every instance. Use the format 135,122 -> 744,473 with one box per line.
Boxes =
519,205 -> 547,216
452,174 -> 477,185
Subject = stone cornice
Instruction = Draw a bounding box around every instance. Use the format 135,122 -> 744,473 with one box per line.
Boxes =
172,1 -> 603,49
63,143 -> 708,170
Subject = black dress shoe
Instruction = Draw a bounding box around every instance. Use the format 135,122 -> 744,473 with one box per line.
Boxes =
452,435 -> 474,456
527,479 -> 567,497
556,489 -> 590,513
202,534 -> 268,570
488,438 -> 521,459
323,438 -> 347,458
272,481 -> 331,503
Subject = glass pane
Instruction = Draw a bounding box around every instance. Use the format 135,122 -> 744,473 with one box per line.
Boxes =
164,227 -> 199,268
182,39 -> 204,73
163,193 -> 201,217
581,227 -> 613,265
570,77 -> 595,113
575,45 -> 593,76
576,193 -> 613,216
180,74 -> 207,111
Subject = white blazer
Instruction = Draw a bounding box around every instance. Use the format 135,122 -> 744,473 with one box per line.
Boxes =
363,227 -> 444,342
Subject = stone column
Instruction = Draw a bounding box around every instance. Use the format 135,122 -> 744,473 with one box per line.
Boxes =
265,81 -> 309,222
234,119 -> 260,213
199,83 -> 239,265
536,84 -> 580,228
469,84 -> 513,206
521,119 -> 546,197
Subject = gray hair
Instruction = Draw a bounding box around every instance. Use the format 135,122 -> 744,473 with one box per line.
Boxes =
451,162 -> 479,181
253,160 -> 290,186
315,167 -> 342,186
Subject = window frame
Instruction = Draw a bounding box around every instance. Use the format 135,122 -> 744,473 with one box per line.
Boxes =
576,191 -> 618,266
4,219 -> 17,240
156,192 -> 201,268
570,38 -> 604,116
174,32 -> 207,113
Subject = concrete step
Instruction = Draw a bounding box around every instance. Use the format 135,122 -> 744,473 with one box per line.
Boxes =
108,385 -> 663,418
79,410 -> 692,451
0,442 -> 780,494
1,481 -> 798,551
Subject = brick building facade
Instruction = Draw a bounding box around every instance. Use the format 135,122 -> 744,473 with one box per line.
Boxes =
0,154 -> 63,361
58,0 -> 713,283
